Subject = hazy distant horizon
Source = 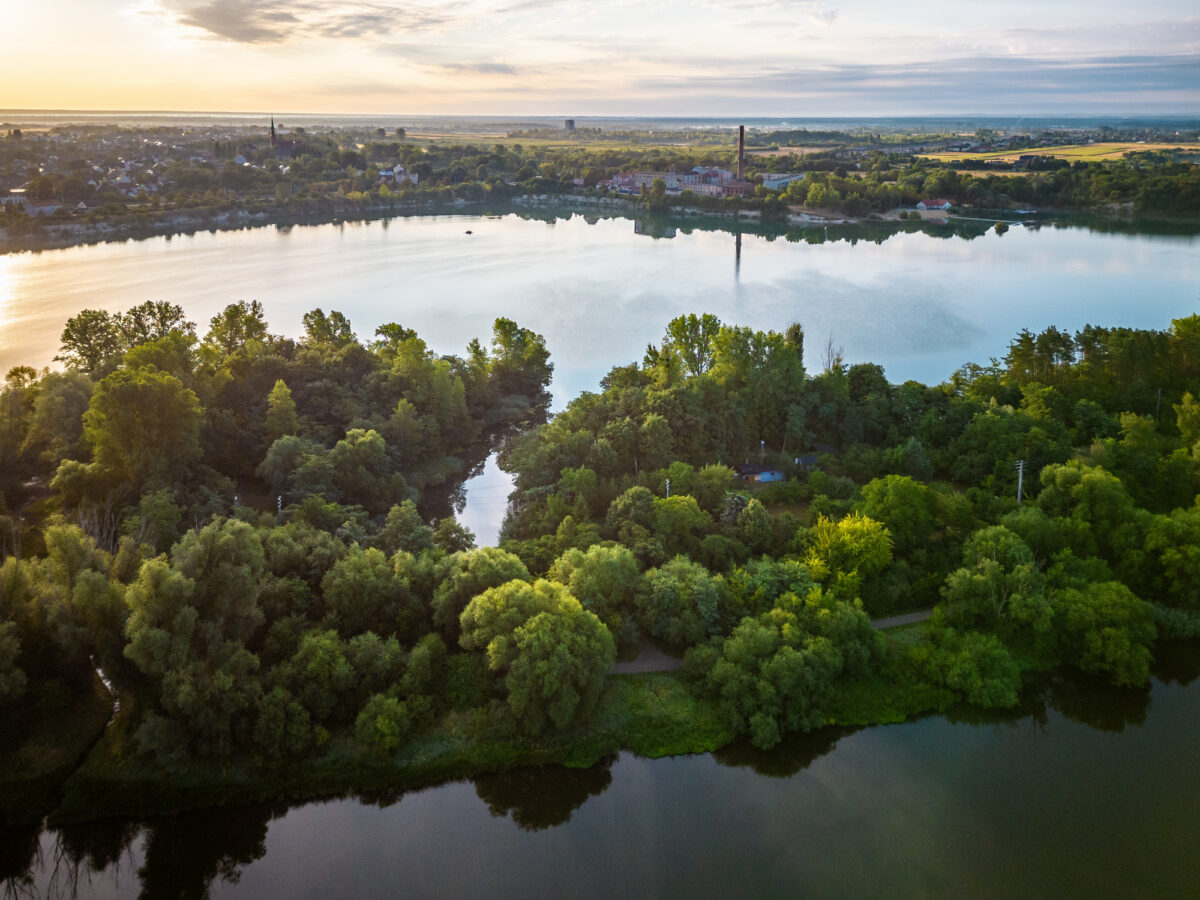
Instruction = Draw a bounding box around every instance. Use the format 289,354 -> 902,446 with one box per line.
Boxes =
3,111 -> 1198,132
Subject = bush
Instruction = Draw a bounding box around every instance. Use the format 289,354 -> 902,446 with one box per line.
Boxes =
354,693 -> 411,755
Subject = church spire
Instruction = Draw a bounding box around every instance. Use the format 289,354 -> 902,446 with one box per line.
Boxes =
270,116 -> 276,144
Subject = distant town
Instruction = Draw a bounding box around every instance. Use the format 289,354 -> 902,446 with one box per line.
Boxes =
0,117 -> 1196,249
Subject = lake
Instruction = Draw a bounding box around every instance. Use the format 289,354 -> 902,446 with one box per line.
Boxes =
2,211 -> 1198,408
7,644 -> 1200,898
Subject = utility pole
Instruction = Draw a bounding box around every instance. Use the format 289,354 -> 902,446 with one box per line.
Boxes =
1014,459 -> 1026,504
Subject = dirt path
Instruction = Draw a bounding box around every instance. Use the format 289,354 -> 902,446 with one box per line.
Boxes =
609,637 -> 684,675
870,609 -> 935,630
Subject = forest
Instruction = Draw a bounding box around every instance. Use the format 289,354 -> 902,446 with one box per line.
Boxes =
4,302 -> 1200,825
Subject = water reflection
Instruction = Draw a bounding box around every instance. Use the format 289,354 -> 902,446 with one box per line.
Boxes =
713,725 -> 854,778
0,821 -> 39,888
135,806 -> 277,900
1150,638 -> 1200,686
9,652 -> 1200,898
417,428 -> 526,547
474,756 -> 615,831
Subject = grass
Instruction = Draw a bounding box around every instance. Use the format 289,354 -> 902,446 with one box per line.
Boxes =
921,142 -> 1194,163
825,673 -> 950,726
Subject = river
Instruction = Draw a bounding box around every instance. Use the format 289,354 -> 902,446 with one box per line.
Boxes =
6,644 -> 1200,898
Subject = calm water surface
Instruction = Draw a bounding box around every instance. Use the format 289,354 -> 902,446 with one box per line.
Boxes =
2,213 -> 1197,407
8,648 -> 1200,899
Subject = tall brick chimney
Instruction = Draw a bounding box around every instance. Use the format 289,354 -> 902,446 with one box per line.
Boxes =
737,125 -> 745,180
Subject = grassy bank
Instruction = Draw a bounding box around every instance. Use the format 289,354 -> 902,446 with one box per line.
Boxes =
45,620 -> 1156,825
51,671 -> 735,825
48,633 -> 958,825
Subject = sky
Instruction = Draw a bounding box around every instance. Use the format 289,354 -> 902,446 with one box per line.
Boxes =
2,0 -> 1198,116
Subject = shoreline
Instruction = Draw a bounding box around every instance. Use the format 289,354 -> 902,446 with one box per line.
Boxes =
3,193 -> 1194,257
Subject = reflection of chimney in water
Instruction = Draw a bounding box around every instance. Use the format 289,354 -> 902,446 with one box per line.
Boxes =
737,125 -> 745,180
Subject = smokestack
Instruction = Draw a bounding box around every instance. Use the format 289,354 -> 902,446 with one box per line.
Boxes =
737,125 -> 745,180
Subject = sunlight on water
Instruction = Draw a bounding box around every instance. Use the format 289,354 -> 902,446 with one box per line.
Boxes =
0,214 -> 1196,401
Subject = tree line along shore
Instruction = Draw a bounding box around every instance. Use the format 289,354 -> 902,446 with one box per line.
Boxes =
2,123 -> 1197,254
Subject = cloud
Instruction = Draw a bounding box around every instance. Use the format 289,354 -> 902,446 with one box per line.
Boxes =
631,54 -> 1200,108
437,62 -> 519,74
164,0 -> 460,44
694,0 -> 837,22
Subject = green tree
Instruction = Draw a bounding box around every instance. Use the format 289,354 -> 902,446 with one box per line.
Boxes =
321,546 -> 420,639
941,526 -> 1052,641
204,300 -> 269,356
81,366 -> 203,488
354,693 -> 411,754
651,495 -> 713,557
803,513 -> 893,598
547,544 -> 641,653
264,379 -> 298,442
503,606 -> 614,734
56,309 -> 123,375
374,500 -> 435,556
690,588 -> 876,749
460,578 -> 613,734
1055,581 -> 1155,686
856,475 -> 937,554
432,547 -> 530,642
490,318 -> 553,403
637,556 -> 722,647
664,313 -> 722,377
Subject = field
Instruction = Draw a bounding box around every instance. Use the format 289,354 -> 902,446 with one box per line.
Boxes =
747,146 -> 829,157
405,130 -> 719,150
921,142 -> 1194,163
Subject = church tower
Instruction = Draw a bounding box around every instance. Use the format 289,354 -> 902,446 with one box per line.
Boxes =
270,117 -> 277,145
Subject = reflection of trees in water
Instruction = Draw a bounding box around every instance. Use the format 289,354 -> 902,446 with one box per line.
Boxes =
1041,673 -> 1149,733
713,726 -> 856,778
945,669 -> 1152,735
473,756 -> 615,831
44,819 -> 142,900
135,804 -> 281,900
1,822 -> 40,899
1151,640 -> 1200,686
419,425 -> 532,526
2,818 -> 141,900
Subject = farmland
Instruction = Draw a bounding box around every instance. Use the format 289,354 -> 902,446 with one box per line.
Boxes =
921,141 -> 1195,163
